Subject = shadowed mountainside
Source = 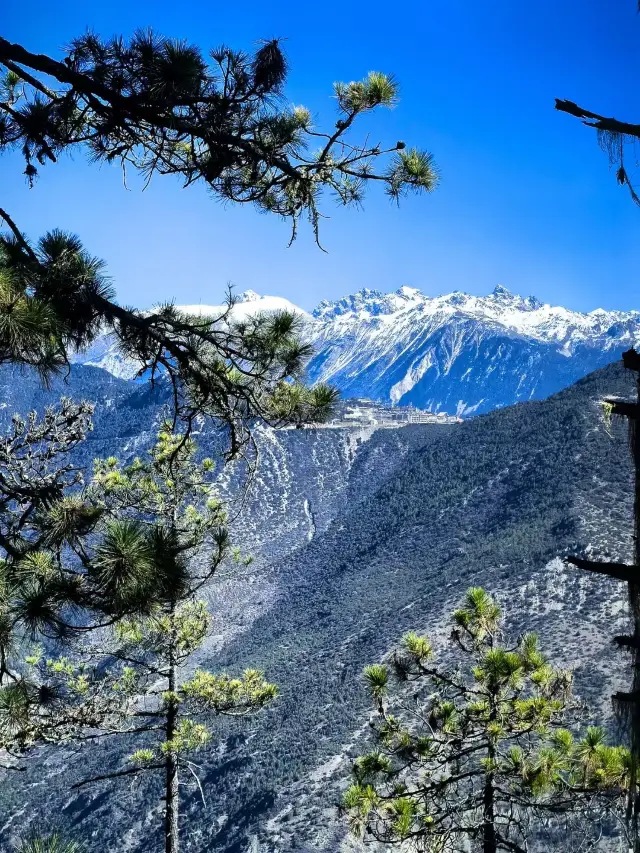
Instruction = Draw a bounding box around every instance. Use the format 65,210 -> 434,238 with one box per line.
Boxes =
0,361 -> 637,852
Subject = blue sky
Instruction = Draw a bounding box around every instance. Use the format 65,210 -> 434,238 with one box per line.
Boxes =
2,0 -> 640,313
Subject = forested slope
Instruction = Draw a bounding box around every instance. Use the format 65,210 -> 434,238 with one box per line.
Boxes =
0,362 -> 636,853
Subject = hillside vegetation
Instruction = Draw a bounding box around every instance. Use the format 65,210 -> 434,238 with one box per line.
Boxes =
0,360 -> 635,852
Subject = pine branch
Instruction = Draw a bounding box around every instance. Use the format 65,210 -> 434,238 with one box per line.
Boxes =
0,207 -> 37,261
602,399 -> 640,420
71,763 -> 163,789
566,555 -> 638,583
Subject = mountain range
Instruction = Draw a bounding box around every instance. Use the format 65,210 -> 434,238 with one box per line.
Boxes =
1,281 -> 638,851
72,285 -> 640,416
0,359 -> 635,852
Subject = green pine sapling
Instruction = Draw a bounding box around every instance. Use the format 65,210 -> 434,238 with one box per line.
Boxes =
1,425 -> 277,853
344,588 -> 629,853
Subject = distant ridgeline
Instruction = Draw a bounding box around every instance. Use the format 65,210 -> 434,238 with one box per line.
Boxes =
72,285 -> 640,417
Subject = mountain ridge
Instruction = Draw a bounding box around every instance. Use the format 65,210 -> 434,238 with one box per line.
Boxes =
72,285 -> 640,415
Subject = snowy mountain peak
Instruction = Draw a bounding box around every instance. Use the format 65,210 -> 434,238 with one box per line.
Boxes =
395,285 -> 424,300
175,292 -> 309,321
72,282 -> 640,419
487,284 -> 542,312
314,286 -> 431,321
437,291 -> 474,309
313,288 -> 387,319
490,284 -> 515,300
313,284 -> 551,325
525,295 -> 544,310
304,284 -> 640,416
236,289 -> 262,303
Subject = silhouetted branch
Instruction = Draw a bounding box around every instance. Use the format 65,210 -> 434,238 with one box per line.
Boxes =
72,763 -> 163,789
555,100 -> 640,139
565,555 -> 638,583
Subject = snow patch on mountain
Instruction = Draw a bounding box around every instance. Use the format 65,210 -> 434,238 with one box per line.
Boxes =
70,291 -> 309,379
179,290 -> 309,321
390,351 -> 434,404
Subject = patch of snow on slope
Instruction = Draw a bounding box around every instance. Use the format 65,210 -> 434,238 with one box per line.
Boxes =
178,290 -> 310,322
390,351 -> 434,403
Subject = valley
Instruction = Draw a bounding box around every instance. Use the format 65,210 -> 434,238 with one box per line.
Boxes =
0,359 -> 636,852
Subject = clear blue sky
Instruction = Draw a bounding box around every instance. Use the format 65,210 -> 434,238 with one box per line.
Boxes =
2,0 -> 640,313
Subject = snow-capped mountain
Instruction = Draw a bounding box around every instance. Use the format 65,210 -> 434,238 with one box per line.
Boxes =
73,289 -> 309,380
73,285 -> 640,416
305,284 -> 640,415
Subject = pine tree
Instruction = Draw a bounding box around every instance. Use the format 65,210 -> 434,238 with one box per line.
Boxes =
0,424 -> 277,853
0,33 -> 438,431
344,588 -> 629,853
0,34 -> 437,223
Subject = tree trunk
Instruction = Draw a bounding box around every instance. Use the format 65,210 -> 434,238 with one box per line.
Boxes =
484,696 -> 498,853
571,352 -> 640,852
482,768 -> 497,853
164,608 -> 179,853
630,369 -> 640,852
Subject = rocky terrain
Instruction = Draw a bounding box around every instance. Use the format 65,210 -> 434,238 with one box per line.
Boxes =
0,359 -> 636,853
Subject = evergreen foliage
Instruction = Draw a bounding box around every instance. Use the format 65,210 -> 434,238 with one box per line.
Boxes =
344,588 -> 629,852
0,34 -> 437,224
0,400 -> 99,686
0,32 -> 437,433
0,425 -> 277,853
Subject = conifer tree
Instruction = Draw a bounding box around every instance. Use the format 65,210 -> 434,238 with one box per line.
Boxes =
0,424 -> 277,853
344,588 -> 629,853
0,33 -> 438,432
